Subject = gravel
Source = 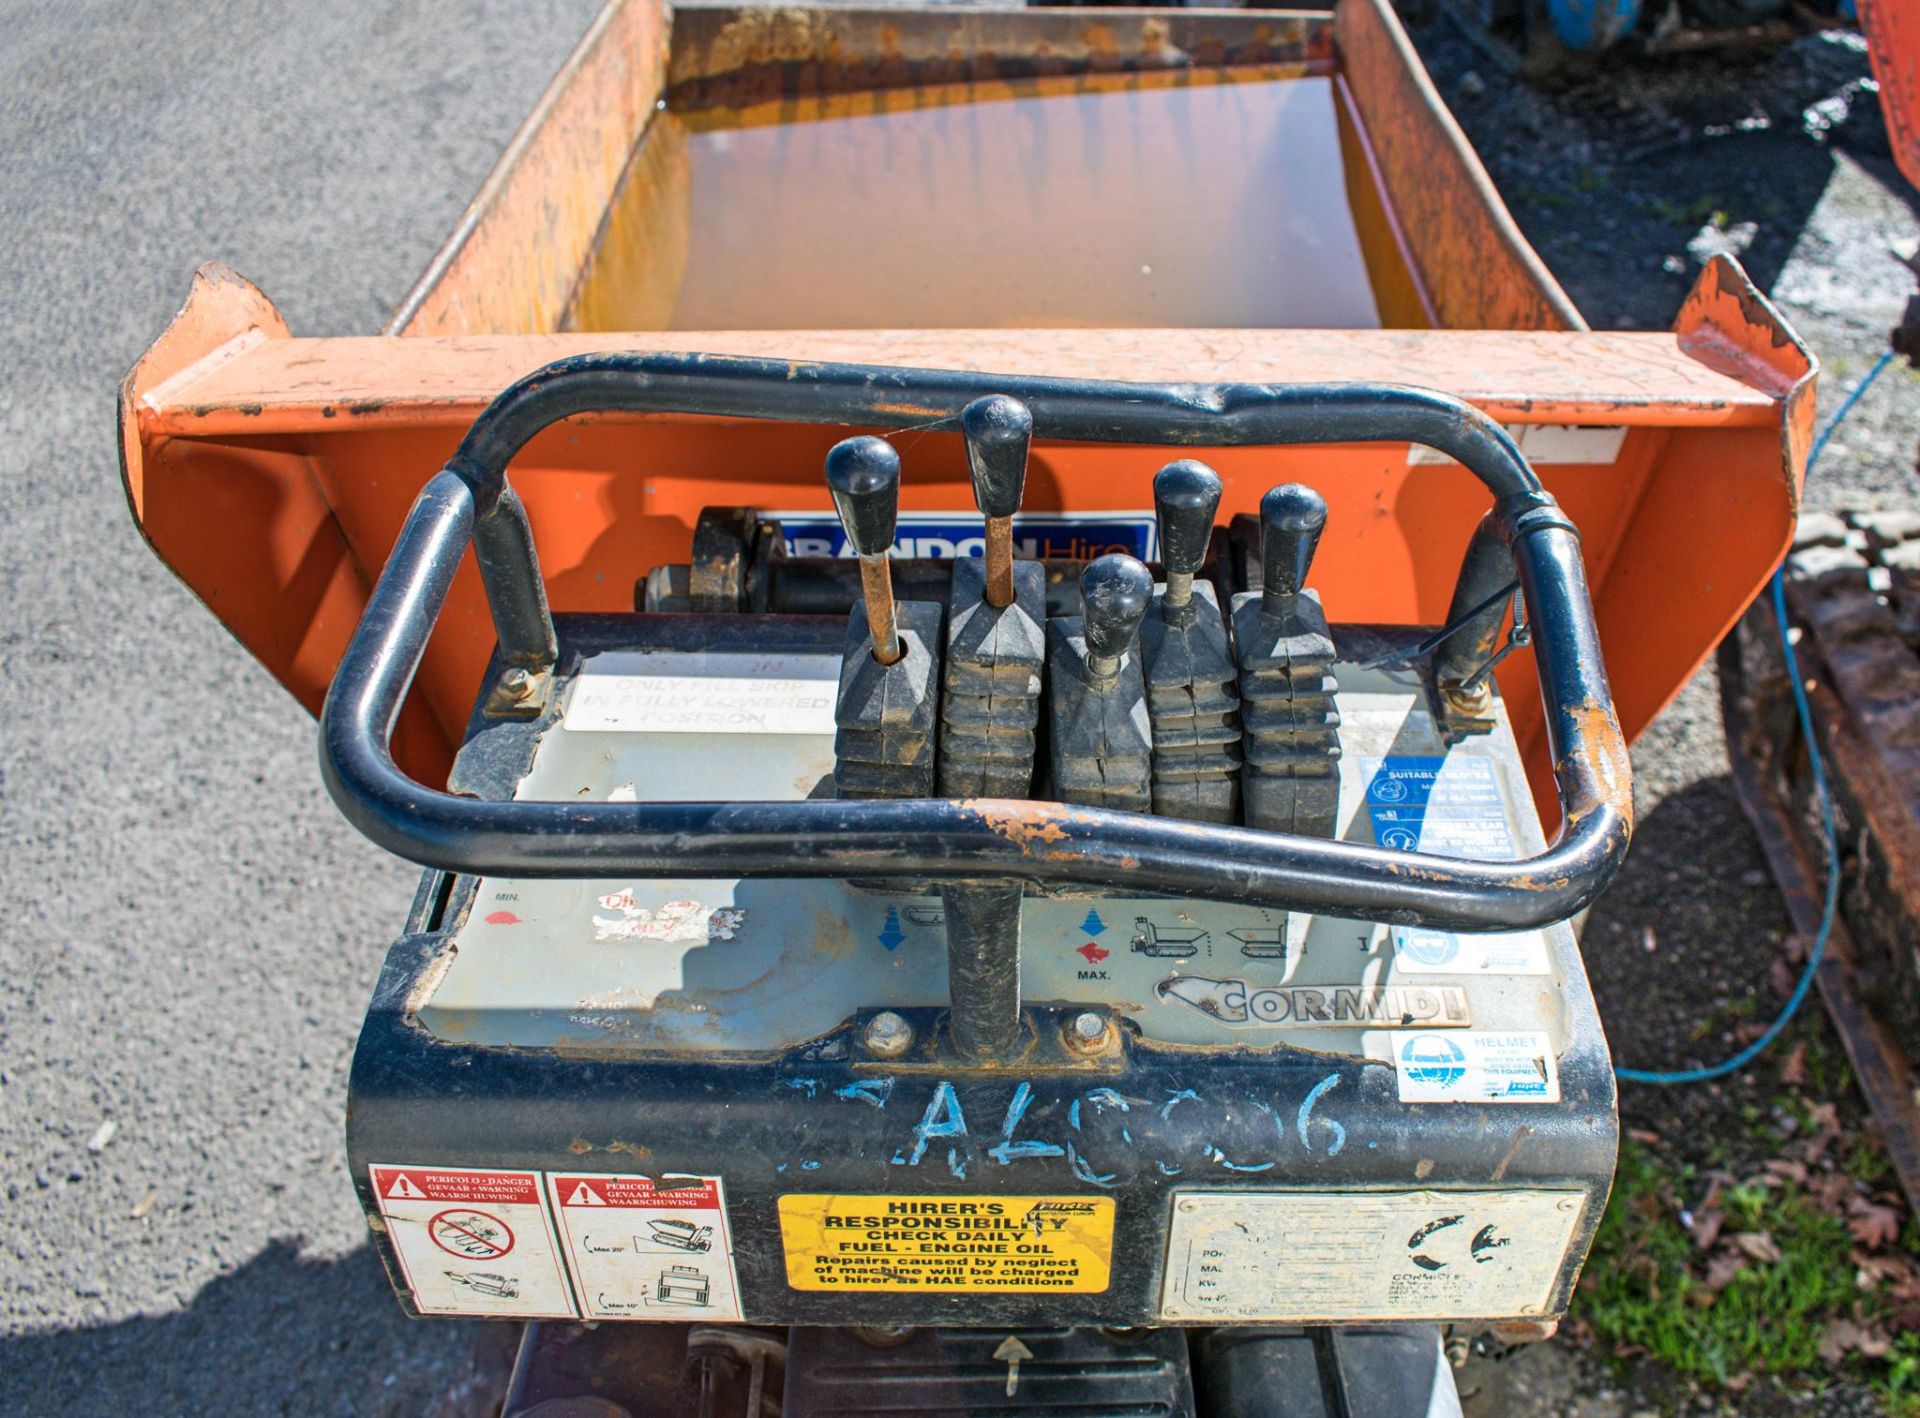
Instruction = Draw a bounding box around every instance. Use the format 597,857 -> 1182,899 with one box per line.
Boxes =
1,4 -> 1915,1414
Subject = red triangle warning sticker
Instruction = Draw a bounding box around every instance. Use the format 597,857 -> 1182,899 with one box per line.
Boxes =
385,1173 -> 426,1200
566,1181 -> 607,1206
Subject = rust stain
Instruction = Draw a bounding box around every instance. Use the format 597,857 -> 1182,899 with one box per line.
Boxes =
605,1141 -> 655,1161
1566,695 -> 1634,832
966,798 -> 1072,848
568,1138 -> 594,1155
810,908 -> 859,961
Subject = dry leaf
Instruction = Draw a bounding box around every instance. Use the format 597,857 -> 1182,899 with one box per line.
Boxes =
1764,1158 -> 1810,1186
128,1192 -> 157,1220
1688,1206 -> 1725,1251
1768,959 -> 1796,999
1814,1172 -> 1857,1209
1801,1102 -> 1843,1165
1732,1231 -> 1783,1264
1626,1127 -> 1662,1146
1847,1199 -> 1903,1249
1820,1317 -> 1893,1363
1780,1039 -> 1808,1086
1855,1253 -> 1915,1289
1704,1252 -> 1748,1292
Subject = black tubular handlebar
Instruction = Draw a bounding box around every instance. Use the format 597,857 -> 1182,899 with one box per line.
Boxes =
318,354 -> 1632,932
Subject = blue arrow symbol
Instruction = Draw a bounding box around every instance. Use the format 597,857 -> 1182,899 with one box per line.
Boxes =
877,908 -> 906,951
1081,909 -> 1107,937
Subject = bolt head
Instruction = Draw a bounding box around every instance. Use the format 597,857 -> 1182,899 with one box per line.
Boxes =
1065,1011 -> 1110,1052
863,1011 -> 913,1057
1442,681 -> 1492,716
501,667 -> 534,696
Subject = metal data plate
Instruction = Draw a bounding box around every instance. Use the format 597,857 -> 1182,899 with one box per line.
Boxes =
424,652 -> 1577,1059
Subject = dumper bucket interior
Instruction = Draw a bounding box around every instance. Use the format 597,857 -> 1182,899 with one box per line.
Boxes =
119,0 -> 1814,822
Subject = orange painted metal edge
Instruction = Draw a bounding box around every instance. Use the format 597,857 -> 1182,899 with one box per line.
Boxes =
124,263 -> 454,782
138,327 -> 1781,440
1333,0 -> 1585,333
1673,253 -> 1819,508
661,5 -> 1333,107
120,261 -> 287,523
387,0 -> 669,337
1504,254 -> 1815,816
1859,0 -> 1920,193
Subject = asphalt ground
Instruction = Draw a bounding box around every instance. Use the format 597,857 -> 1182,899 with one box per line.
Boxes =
0,3 -> 602,1412
2,4 -> 1917,1416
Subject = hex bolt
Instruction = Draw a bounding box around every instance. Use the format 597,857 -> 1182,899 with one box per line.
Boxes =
1445,1334 -> 1470,1369
863,1010 -> 913,1058
1065,1011 -> 1110,1052
1442,681 -> 1493,718
500,666 -> 535,699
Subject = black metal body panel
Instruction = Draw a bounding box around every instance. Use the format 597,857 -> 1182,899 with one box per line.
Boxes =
349,929 -> 1614,1329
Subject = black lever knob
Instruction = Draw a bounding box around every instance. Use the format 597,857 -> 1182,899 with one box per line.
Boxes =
961,395 -> 1032,610
826,436 -> 902,558
1080,553 -> 1154,681
1260,483 -> 1327,609
960,395 -> 1032,520
827,436 -> 904,662
1153,459 -> 1222,620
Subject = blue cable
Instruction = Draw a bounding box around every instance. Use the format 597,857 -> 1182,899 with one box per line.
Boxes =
1616,348 -> 1894,1085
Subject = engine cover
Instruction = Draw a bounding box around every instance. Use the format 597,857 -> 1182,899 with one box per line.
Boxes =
346,611 -> 1614,1329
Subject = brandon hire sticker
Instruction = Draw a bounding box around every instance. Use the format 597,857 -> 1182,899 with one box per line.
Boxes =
778,1194 -> 1115,1292
369,1164 -> 575,1318
1376,1031 -> 1559,1104
549,1172 -> 744,1321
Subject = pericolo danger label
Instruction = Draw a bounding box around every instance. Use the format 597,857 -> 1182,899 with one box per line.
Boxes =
778,1194 -> 1115,1292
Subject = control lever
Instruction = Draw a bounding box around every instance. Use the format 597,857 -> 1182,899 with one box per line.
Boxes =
963,395 -> 1029,610
826,437 -> 943,799
826,437 -> 905,664
1048,554 -> 1154,810
1139,460 -> 1243,823
1154,459 -> 1218,627
940,396 -> 1046,797
1231,484 -> 1341,836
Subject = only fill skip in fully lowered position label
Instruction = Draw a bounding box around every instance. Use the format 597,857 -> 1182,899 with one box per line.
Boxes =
778,1194 -> 1115,1292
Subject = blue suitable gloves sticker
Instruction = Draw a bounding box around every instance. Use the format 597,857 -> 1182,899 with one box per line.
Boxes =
1362,756 -> 1516,860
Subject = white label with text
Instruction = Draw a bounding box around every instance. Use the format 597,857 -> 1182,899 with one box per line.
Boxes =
549,1172 -> 743,1322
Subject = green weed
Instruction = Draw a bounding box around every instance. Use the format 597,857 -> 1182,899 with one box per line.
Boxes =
1575,1142 -> 1859,1385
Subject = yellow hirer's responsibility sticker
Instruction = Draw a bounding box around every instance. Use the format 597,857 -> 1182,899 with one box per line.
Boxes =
778,1194 -> 1115,1292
